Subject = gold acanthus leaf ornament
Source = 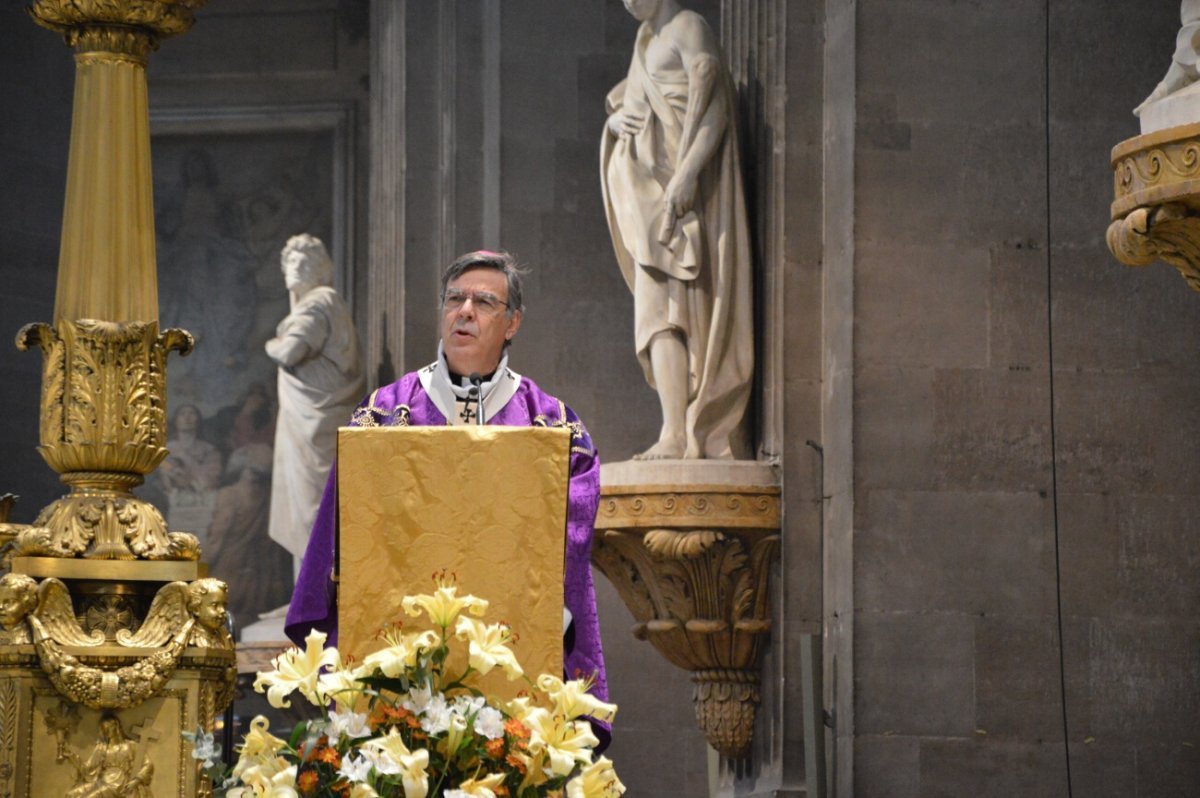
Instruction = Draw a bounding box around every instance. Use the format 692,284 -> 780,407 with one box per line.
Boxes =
1107,202 -> 1200,293
643,529 -> 724,559
27,0 -> 207,42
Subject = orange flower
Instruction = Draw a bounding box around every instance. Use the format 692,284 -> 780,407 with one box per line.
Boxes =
506,753 -> 528,774
297,769 -> 319,794
484,738 -> 506,758
315,746 -> 342,767
504,719 -> 530,740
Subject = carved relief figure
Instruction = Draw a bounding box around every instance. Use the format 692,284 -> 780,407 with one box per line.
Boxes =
1137,0 -> 1200,116
0,573 -> 38,644
61,715 -> 154,798
266,234 -> 365,563
602,0 -> 754,460
158,404 -> 223,541
205,443 -> 291,628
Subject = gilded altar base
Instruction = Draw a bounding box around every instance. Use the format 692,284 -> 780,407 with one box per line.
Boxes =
0,643 -> 233,798
591,460 -> 781,759
0,3 -> 236,797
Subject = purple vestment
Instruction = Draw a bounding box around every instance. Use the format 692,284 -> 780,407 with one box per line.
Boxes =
285,371 -> 609,745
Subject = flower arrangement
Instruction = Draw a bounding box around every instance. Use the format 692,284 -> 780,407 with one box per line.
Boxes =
188,575 -> 624,798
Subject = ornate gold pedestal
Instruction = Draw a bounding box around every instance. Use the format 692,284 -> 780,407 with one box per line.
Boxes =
590,461 -> 780,759
1108,122 -> 1200,288
0,3 -> 235,797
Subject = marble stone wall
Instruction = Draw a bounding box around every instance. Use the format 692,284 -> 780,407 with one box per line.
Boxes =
847,1 -> 1198,796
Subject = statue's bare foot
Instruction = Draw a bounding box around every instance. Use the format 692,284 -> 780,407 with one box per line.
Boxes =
633,436 -> 686,460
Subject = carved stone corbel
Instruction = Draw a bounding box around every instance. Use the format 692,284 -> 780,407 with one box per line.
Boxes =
1109,122 -> 1200,290
591,462 -> 780,759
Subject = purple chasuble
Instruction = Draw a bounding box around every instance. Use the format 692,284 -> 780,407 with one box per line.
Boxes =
285,371 -> 610,746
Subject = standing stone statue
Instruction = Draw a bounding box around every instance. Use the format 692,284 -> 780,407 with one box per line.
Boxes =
1136,0 -> 1200,130
266,234 -> 365,568
602,0 -> 754,460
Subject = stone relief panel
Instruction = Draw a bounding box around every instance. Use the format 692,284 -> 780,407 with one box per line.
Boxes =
144,109 -> 351,635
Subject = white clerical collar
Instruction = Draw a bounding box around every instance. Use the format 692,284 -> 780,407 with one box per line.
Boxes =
418,343 -> 522,423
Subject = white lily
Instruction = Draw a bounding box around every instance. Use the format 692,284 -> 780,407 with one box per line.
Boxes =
361,627 -> 438,677
361,728 -> 430,798
229,760 -> 298,797
537,674 -> 617,723
338,751 -> 374,783
232,717 -> 287,780
454,616 -> 523,680
567,756 -> 626,798
444,772 -> 507,798
327,708 -> 372,740
253,630 -> 340,708
524,707 -> 601,777
401,577 -> 488,628
317,663 -> 369,709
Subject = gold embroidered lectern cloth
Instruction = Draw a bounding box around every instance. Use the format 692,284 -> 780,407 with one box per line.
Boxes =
337,426 -> 569,695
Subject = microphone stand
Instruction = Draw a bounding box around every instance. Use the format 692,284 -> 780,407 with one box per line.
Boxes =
469,372 -> 484,426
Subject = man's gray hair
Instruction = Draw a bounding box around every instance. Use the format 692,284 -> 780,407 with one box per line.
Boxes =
439,250 -> 526,317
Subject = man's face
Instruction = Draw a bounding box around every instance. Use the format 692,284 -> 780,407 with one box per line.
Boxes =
440,267 -> 521,377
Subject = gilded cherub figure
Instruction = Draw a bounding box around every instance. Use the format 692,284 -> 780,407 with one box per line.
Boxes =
0,573 -> 39,644
185,578 -> 233,649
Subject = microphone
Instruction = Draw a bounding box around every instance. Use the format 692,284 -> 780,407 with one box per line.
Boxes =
468,373 -> 484,426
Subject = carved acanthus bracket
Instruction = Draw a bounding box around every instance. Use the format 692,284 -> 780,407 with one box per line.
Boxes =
591,474 -> 780,759
1109,122 -> 1200,291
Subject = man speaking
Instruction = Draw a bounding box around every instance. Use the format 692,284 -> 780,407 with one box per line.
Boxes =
285,250 -> 608,739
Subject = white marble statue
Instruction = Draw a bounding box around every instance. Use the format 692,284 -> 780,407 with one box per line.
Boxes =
601,0 -> 754,460
265,234 -> 365,565
1136,0 -> 1200,132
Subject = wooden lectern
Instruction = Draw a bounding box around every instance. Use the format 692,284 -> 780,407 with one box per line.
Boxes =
336,426 -> 570,694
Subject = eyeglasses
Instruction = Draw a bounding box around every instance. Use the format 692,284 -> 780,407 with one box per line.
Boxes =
441,288 -> 511,315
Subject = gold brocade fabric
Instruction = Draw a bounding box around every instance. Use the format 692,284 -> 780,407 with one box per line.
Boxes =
337,426 -> 569,697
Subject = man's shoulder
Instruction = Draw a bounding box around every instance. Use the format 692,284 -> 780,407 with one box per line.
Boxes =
513,377 -> 594,447
372,371 -> 426,404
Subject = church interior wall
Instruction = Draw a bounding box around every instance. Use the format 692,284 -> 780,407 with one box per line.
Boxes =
4,1 -> 1200,796
847,1 -> 1200,795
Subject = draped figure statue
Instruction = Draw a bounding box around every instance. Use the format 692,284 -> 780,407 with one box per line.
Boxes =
1136,0 -> 1200,120
601,0 -> 753,460
265,234 -> 365,565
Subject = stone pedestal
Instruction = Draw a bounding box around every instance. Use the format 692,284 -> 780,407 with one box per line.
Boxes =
1108,122 -> 1200,289
592,459 -> 780,759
